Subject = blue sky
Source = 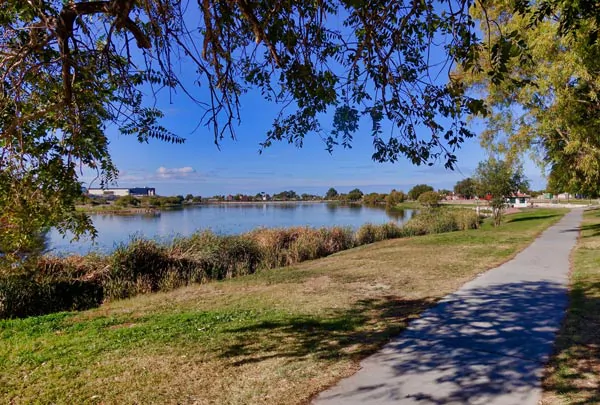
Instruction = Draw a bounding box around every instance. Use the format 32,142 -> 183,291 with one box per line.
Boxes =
93,110 -> 546,197
83,11 -> 547,197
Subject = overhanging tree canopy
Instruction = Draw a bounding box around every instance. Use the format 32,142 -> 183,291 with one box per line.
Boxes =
0,0 -> 597,258
460,0 -> 600,196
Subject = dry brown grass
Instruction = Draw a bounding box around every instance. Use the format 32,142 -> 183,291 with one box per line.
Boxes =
0,209 -> 567,404
542,209 -> 600,405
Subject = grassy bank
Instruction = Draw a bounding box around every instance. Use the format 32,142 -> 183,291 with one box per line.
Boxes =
388,201 -> 421,209
0,208 -> 480,319
0,209 -> 566,404
542,208 -> 600,404
75,205 -> 161,214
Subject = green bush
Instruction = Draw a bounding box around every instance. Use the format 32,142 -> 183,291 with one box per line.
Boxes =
452,209 -> 480,230
403,208 -> 481,236
114,195 -> 140,207
355,222 -> 405,245
385,190 -> 406,208
170,231 -> 262,280
376,222 -> 404,239
417,191 -> 442,207
106,239 -> 172,300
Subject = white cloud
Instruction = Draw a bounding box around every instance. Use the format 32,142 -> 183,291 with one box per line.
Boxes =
156,166 -> 197,179
157,166 -> 195,174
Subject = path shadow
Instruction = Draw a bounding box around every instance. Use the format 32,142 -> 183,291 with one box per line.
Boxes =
314,280 -> 599,404
221,296 -> 437,365
581,222 -> 600,238
542,281 -> 600,405
220,280 -> 598,404
506,213 -> 563,223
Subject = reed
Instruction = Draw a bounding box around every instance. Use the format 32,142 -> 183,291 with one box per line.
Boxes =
0,212 -> 481,319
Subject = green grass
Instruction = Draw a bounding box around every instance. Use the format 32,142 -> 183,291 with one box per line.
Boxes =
0,208 -> 567,404
542,208 -> 600,405
389,201 -> 421,209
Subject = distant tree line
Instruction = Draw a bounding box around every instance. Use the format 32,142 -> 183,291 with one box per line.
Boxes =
82,164 -> 537,213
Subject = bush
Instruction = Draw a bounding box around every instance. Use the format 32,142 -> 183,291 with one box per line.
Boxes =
355,223 -> 378,245
417,191 -> 442,207
247,227 -> 295,268
114,195 -> 140,207
363,193 -> 387,205
170,231 -> 262,280
403,208 -> 480,236
0,275 -> 103,319
320,226 -> 355,254
385,190 -> 406,208
452,209 -> 480,230
377,222 -> 404,239
106,239 -> 171,300
355,222 -> 403,245
408,184 -> 434,200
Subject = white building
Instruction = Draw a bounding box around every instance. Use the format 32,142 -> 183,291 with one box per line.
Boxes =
506,193 -> 531,208
87,187 -> 156,197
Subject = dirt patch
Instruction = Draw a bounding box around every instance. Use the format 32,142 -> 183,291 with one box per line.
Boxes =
303,275 -> 332,291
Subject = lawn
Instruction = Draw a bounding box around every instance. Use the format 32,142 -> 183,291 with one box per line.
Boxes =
389,201 -> 421,209
542,208 -> 600,404
0,209 -> 567,404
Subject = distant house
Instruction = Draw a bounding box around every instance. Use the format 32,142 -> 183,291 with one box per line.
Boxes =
506,192 -> 531,208
87,187 -> 156,197
556,193 -> 574,200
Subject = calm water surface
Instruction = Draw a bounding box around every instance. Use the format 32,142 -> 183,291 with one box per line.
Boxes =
48,203 -> 415,255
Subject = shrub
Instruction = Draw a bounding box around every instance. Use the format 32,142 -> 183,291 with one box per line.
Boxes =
403,208 -> 481,236
288,229 -> 324,263
417,191 -> 442,207
354,223 -> 378,245
106,239 -> 172,300
376,222 -> 404,239
170,231 -> 262,280
385,189 -> 407,208
452,209 -> 480,230
0,274 -> 103,319
320,226 -> 354,254
36,254 -> 108,281
247,226 -> 355,267
114,195 -> 140,207
197,235 -> 262,280
408,184 -> 434,200
355,222 -> 404,245
363,193 -> 387,205
247,227 -> 294,269
403,210 -> 444,235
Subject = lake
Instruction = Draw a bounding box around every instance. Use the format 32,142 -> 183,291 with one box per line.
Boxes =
47,203 -> 415,255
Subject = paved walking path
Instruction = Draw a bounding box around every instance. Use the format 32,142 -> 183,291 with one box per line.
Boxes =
314,209 -> 583,405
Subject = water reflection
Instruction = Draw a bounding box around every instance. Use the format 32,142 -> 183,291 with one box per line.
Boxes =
48,202 -> 416,255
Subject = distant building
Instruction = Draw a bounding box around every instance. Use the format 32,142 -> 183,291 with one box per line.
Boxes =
87,187 -> 156,197
128,187 -> 156,197
506,192 -> 531,208
556,193 -> 574,200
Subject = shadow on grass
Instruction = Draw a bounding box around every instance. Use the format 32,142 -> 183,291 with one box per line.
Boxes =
581,222 -> 600,238
543,281 -> 600,405
221,296 -> 436,365
505,213 -> 563,223
222,281 -> 598,404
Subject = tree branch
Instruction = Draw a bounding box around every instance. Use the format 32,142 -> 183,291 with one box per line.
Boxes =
57,0 -> 151,104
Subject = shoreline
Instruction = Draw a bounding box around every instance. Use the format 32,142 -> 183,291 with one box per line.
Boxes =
76,200 -> 346,214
